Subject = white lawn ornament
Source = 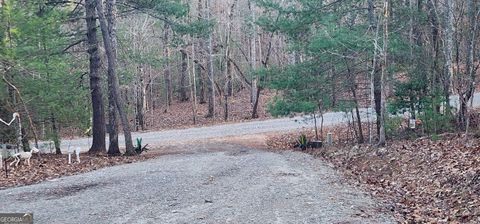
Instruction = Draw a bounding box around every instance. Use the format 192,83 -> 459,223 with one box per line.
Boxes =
0,112 -> 19,126
68,147 -> 81,164
68,147 -> 73,164
75,147 -> 81,163
9,147 -> 40,167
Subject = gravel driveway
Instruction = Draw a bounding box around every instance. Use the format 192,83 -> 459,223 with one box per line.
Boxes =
60,91 -> 480,153
60,110 -> 357,153
0,143 -> 394,223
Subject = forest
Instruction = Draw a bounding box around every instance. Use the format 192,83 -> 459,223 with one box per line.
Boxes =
0,0 -> 478,150
0,0 -> 480,223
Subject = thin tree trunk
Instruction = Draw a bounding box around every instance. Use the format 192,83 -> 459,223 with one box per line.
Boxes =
51,113 -> 61,154
190,42 -> 198,124
105,0 -> 119,155
197,64 -> 206,104
136,66 -> 145,131
461,0 -> 477,130
96,0 -> 134,155
249,0 -> 259,118
206,0 -> 215,118
224,0 -> 237,121
378,0 -> 389,146
368,0 -> 380,143
353,87 -> 365,144
251,87 -> 261,119
197,0 -> 206,104
180,49 -> 189,102
85,0 -> 106,154
163,24 -> 172,111
443,0 -> 454,114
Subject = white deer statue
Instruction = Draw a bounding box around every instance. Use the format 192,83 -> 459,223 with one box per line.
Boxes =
10,147 -> 40,167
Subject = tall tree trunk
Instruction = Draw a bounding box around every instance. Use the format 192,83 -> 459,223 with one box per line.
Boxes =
249,0 -> 260,118
353,87 -> 365,144
190,42 -> 198,124
197,0 -> 206,104
105,0 -> 119,155
180,49 -> 189,102
206,0 -> 215,118
136,66 -> 145,131
223,0 -> 237,121
251,87 -> 261,119
197,64 -> 206,104
51,113 -> 61,154
378,0 -> 389,146
163,24 -> 172,111
85,0 -> 106,154
461,0 -> 478,131
96,0 -> 134,155
427,0 -> 441,92
443,0 -> 454,113
368,0 -> 382,141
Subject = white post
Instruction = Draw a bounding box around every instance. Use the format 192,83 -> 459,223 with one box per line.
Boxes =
0,155 -> 2,169
68,153 -> 72,164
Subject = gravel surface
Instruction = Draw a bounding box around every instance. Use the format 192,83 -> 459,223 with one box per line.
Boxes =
0,143 -> 394,223
60,110 -> 357,152
60,91 -> 480,152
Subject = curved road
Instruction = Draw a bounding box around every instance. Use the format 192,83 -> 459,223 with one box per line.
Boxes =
3,93 -> 477,223
60,92 -> 480,152
63,110 -> 355,152
1,143 -> 394,223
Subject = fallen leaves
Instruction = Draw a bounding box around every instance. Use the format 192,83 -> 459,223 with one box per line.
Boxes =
145,89 -> 275,130
267,127 -> 480,223
0,153 -> 156,189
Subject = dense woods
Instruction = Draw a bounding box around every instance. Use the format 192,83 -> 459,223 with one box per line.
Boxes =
1,1 -> 480,223
0,0 -> 479,154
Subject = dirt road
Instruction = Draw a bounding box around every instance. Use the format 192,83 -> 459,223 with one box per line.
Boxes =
0,142 -> 394,223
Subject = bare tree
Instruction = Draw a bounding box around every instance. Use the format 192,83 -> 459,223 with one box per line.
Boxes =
223,0 -> 238,120
180,49 -> 189,102
249,0 -> 260,119
163,23 -> 172,111
459,0 -> 478,131
206,0 -> 215,118
377,0 -> 389,146
443,0 -> 454,112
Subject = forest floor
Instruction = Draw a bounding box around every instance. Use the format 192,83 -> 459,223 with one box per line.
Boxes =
0,152 -> 157,189
60,89 -> 276,138
143,89 -> 276,131
266,125 -> 480,223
